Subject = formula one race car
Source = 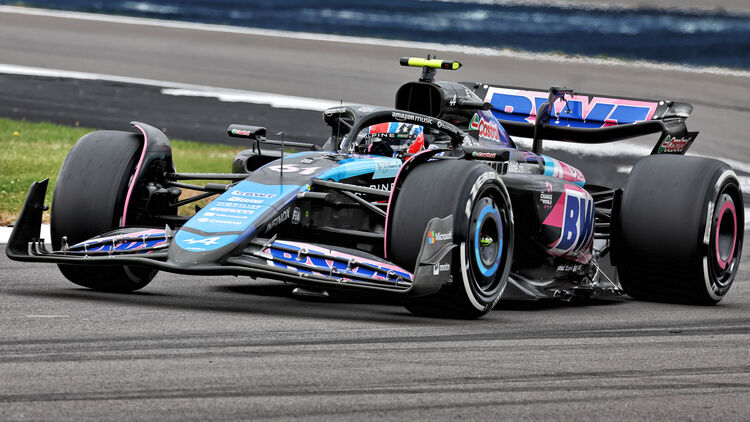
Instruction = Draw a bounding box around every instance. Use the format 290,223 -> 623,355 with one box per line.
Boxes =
7,57 -> 744,318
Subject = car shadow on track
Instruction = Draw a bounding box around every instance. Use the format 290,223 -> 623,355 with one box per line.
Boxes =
7,271 -> 627,324
223,284 -> 629,309
219,284 -> 406,305
496,297 -> 628,311
8,285 -> 456,325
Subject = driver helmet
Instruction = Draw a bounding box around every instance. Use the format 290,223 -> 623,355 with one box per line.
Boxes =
364,122 -> 425,155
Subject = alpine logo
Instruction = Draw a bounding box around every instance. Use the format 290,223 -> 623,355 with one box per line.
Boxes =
469,113 -> 501,142
543,186 -> 594,260
182,236 -> 221,246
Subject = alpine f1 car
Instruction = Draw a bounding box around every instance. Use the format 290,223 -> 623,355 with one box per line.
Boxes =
6,57 -> 744,318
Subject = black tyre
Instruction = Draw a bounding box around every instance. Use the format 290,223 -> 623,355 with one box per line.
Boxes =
388,160 -> 514,318
616,155 -> 743,304
51,130 -> 157,292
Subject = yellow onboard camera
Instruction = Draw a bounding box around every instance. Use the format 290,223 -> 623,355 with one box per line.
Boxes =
399,57 -> 462,70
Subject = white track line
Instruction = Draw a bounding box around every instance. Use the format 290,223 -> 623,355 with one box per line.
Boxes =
1,5 -> 749,78
0,63 -> 340,112
0,225 -> 50,244
161,88 -> 342,111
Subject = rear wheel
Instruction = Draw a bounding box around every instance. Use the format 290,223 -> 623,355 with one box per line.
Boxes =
616,155 -> 743,304
388,160 -> 514,318
51,130 -> 158,292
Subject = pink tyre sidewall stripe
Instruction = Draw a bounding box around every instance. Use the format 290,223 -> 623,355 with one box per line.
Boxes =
715,199 -> 737,270
121,124 -> 149,226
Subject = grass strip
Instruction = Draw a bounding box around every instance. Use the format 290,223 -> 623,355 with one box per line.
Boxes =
0,118 -> 243,225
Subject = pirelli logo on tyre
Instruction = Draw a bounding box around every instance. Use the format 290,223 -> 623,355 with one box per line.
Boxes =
466,171 -> 500,218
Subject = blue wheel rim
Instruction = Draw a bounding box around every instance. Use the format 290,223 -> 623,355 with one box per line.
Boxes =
474,203 -> 503,277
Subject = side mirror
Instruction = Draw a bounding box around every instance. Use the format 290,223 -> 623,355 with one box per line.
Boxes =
227,124 -> 267,141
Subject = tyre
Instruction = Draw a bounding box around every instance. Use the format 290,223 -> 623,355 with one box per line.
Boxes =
616,155 -> 743,304
51,130 -> 158,292
387,160 -> 514,318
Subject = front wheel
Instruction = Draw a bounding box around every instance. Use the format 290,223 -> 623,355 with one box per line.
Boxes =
387,160 -> 514,318
51,130 -> 158,292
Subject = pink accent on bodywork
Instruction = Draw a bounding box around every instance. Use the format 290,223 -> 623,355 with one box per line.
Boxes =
715,200 -> 737,270
557,161 -> 586,185
121,124 -> 149,226
543,156 -> 586,186
383,149 -> 433,259
542,193 -> 565,228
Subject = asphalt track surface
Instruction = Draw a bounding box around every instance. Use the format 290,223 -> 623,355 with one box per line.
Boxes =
1,8 -> 750,421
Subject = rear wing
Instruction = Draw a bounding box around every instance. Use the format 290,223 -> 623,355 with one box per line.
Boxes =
395,57 -> 697,155
472,84 -> 697,155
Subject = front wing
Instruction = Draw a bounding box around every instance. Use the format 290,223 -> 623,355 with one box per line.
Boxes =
6,180 -> 452,297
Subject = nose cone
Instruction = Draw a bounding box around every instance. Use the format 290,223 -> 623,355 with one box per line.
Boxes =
166,179 -> 302,267
168,231 -> 241,267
